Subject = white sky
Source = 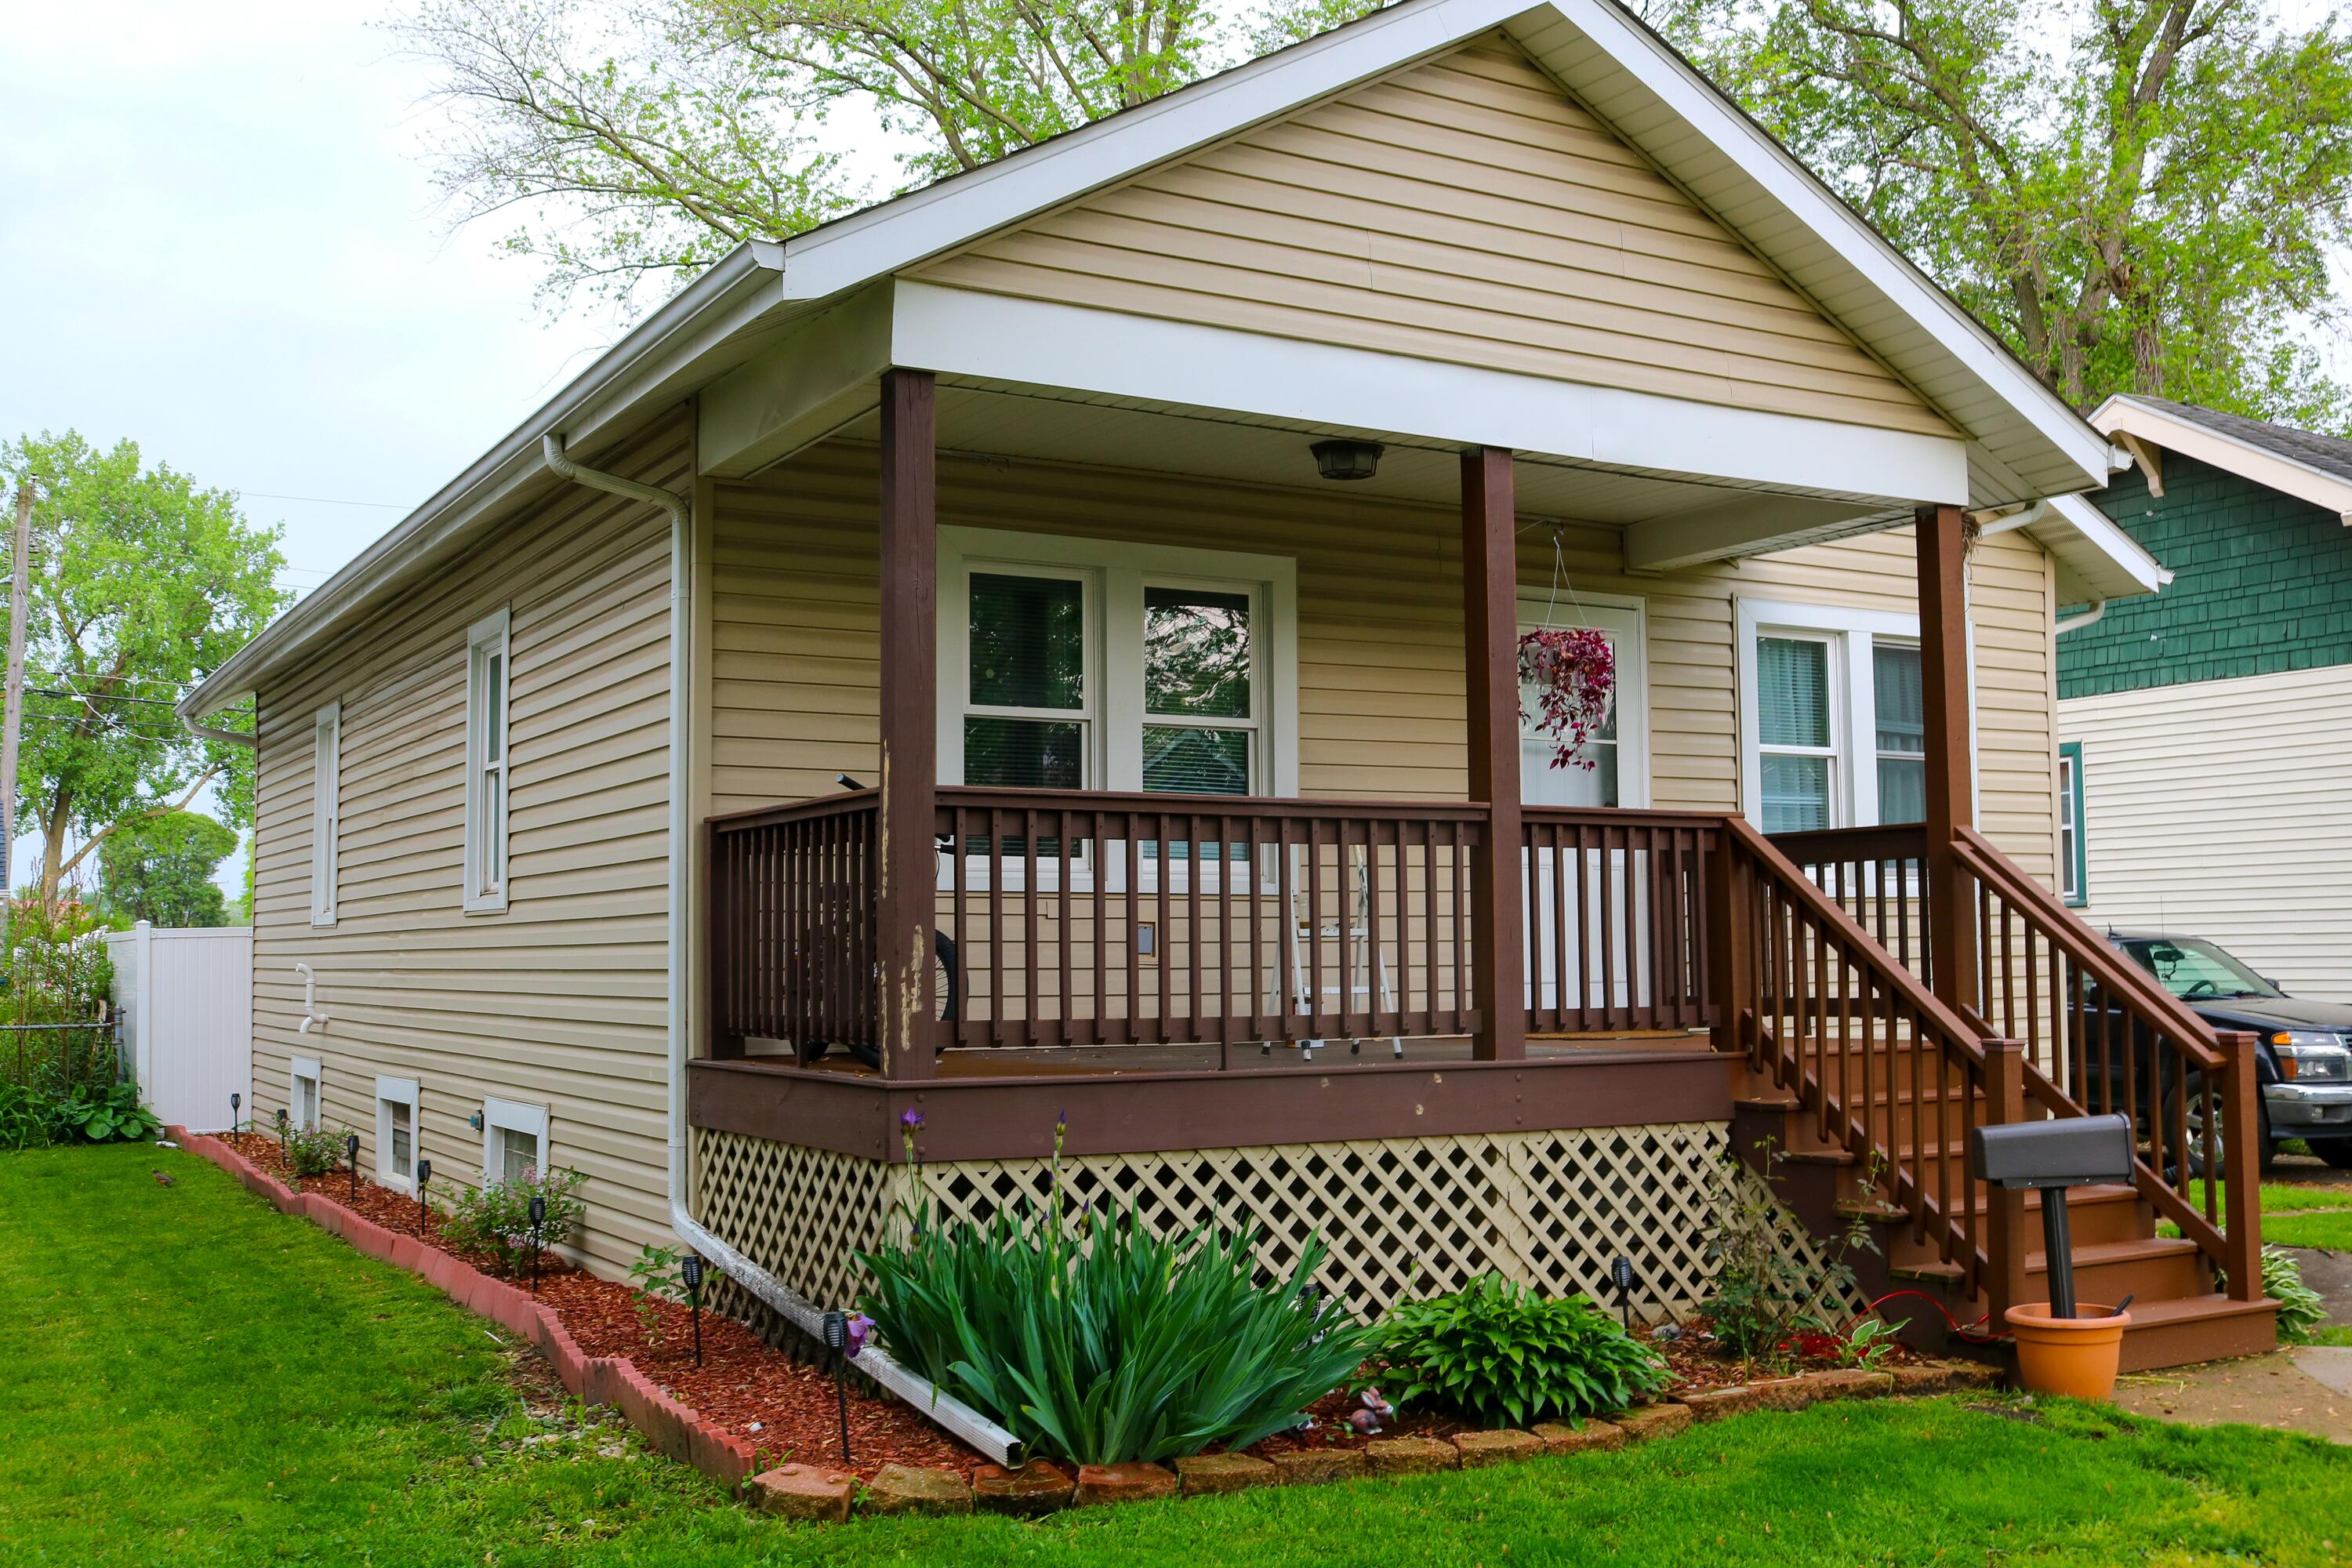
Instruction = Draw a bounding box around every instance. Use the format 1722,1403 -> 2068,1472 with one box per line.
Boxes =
0,0 -> 908,898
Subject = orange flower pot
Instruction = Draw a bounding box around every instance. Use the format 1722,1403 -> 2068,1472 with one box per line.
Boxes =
2005,1302 -> 2131,1400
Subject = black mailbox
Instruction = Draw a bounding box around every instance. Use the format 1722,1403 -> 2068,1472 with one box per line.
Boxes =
1970,1114 -> 2133,1190
1969,1113 -> 2136,1321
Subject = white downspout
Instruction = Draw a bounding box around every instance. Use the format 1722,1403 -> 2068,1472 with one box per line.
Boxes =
539,433 -> 1018,1466
2056,598 -> 2108,635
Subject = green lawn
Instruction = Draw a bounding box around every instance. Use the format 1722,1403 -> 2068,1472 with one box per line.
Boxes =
5,1145 -> 2350,1566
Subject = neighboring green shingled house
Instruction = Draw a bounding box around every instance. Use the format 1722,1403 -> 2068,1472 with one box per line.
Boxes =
2060,395 -> 2352,1000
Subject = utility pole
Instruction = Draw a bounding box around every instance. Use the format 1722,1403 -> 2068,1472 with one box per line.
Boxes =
2,484 -> 28,903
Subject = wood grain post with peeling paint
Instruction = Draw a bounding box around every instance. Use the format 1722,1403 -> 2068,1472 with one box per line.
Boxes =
876,369 -> 938,1080
1915,503 -> 1978,1025
1461,447 -> 1525,1062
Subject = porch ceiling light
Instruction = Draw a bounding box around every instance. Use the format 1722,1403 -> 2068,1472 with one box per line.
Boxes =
1309,438 -> 1383,481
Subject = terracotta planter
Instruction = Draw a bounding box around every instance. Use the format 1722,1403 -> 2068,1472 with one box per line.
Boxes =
2005,1302 -> 2131,1400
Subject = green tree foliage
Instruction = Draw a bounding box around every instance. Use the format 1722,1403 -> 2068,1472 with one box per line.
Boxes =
1,433 -> 286,903
96,809 -> 238,929
1644,0 -> 2352,424
390,0 -> 1388,313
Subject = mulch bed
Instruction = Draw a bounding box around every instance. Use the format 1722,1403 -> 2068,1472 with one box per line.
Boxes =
219,1133 -> 981,1480
1635,1312 -> 1932,1396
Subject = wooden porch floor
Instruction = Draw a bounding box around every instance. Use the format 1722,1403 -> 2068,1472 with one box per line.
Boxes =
750,1030 -> 1711,1080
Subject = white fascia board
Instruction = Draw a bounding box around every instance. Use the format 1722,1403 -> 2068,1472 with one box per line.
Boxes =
2033,492 -> 2171,601
775,0 -> 1521,304
891,281 -> 1971,503
180,245 -> 789,721
1510,0 -> 2109,496
2092,395 -> 2352,525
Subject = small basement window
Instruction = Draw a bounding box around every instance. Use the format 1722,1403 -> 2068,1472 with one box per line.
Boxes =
481,1096 -> 548,1185
290,1055 -> 321,1133
376,1076 -> 419,1191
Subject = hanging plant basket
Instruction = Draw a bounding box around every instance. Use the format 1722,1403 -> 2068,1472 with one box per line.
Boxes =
1518,627 -> 1614,772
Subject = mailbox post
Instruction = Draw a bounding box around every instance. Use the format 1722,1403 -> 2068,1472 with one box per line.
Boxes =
1969,1112 -> 2133,1320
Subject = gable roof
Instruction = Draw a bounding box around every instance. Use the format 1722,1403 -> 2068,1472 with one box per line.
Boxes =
186,0 -> 2122,721
2093,394 -> 2352,524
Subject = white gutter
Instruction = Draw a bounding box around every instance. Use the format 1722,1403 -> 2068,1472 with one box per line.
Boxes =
538,433 -> 1021,1468
2056,598 -> 2107,635
180,719 -> 256,750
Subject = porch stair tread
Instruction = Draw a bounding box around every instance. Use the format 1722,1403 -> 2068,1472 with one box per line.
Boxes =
1887,1235 -> 2201,1285
1836,1183 -> 2140,1221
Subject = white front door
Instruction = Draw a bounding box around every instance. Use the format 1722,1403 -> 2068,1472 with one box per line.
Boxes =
1520,599 -> 1648,1018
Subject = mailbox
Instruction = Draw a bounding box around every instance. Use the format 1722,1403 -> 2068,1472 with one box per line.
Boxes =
1969,1113 -> 2136,1322
1969,1114 -> 2133,1190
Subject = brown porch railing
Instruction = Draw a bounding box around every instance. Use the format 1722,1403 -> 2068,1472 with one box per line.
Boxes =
933,786 -> 1485,1051
1520,808 -> 1719,1033
1951,827 -> 2260,1298
706,789 -> 879,1058
1769,823 -> 1935,989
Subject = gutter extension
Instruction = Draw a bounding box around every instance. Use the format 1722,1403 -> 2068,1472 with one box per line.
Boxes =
538,433 -> 1020,1468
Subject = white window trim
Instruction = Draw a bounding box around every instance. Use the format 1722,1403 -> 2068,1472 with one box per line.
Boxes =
1515,592 -> 1651,808
374,1074 -> 419,1192
310,700 -> 339,926
481,1095 -> 550,1185
1734,597 -> 1978,830
937,527 -> 1298,892
463,607 -> 513,915
290,1054 -> 321,1133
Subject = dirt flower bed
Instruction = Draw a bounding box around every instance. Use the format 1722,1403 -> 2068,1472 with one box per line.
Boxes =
1634,1312 -> 1933,1396
218,1133 -> 982,1480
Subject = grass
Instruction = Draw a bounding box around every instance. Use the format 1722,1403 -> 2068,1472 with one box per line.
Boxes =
2267,1210 -> 2352,1250
4,1145 -> 2350,1566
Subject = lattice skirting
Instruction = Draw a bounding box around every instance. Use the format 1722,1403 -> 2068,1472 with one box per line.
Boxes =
691,1123 -> 1862,1329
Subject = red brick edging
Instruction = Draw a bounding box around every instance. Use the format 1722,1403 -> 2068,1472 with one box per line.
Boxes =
168,1127 -> 759,1492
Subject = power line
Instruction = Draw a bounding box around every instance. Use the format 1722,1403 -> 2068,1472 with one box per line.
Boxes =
238,490 -> 411,510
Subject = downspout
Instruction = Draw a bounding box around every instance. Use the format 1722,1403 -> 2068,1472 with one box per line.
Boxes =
2056,599 -> 2107,635
539,433 -> 1018,1466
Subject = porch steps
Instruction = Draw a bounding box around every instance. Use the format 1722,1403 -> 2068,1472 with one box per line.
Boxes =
1731,1095 -> 2278,1372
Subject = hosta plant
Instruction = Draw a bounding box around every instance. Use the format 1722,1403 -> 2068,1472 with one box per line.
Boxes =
53,1080 -> 162,1145
1375,1274 -> 1668,1428
858,1199 -> 1374,1466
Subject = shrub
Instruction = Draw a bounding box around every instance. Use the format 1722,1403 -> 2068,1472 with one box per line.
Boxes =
626,1244 -> 691,1343
1375,1274 -> 1666,1428
282,1123 -> 352,1180
51,1080 -> 162,1145
1705,1138 -> 1880,1373
858,1199 -> 1374,1466
437,1167 -> 587,1276
2265,1246 -> 2327,1342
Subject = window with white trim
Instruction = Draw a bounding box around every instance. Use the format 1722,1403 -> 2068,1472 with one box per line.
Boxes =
1737,599 -> 1971,833
464,608 -> 512,913
310,701 -> 339,925
2058,742 -> 2086,906
376,1076 -> 419,1190
290,1055 -> 321,1133
481,1096 -> 548,1185
939,528 -> 1298,810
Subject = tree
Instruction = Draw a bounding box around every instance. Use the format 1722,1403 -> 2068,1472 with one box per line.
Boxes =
96,810 -> 238,929
1646,0 -> 2352,425
1,432 -> 286,905
390,0 -> 1385,314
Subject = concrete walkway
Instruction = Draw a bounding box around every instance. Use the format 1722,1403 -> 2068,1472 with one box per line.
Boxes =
2113,1348 -> 2352,1445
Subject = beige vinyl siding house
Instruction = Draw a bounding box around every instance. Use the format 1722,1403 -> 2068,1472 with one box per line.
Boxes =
204,0 -> 2274,1371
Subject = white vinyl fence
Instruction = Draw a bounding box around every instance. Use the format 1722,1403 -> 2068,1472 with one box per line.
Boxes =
104,923 -> 252,1134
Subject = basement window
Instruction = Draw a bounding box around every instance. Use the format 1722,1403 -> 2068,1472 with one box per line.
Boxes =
290,1055 -> 321,1133
481,1096 -> 548,1185
376,1076 -> 419,1191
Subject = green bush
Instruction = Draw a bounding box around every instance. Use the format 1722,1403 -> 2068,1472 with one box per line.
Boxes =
858,1200 -> 1374,1466
0,898 -> 130,1149
50,1080 -> 162,1145
282,1123 -> 353,1180
1376,1274 -> 1668,1429
436,1167 -> 587,1276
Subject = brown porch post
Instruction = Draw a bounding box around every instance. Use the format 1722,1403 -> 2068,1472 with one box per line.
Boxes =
1915,503 -> 1979,1022
877,369 -> 938,1080
1462,447 -> 1526,1062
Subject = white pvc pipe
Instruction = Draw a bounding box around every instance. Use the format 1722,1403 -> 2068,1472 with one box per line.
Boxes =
539,433 -> 1021,1467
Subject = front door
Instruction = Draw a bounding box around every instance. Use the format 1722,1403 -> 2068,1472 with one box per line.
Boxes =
1520,600 -> 1648,1017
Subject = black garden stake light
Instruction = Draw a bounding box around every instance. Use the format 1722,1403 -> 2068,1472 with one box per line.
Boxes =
822,1310 -> 851,1465
416,1159 -> 431,1234
230,1092 -> 241,1134
528,1192 -> 547,1295
345,1132 -> 361,1201
276,1106 -> 289,1154
681,1254 -> 705,1368
1611,1256 -> 1637,1333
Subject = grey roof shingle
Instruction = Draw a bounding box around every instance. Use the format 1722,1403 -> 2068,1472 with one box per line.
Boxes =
2123,396 -> 2352,485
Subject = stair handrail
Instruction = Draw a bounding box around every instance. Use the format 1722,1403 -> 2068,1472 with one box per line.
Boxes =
1947,826 -> 2257,1291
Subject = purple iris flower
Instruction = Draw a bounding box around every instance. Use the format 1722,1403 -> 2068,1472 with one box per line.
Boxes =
844,1313 -> 874,1359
